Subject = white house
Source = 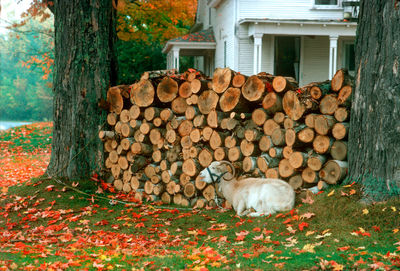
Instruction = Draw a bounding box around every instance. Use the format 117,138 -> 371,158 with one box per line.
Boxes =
163,0 -> 358,85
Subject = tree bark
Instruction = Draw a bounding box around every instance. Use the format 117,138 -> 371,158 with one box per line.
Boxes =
348,0 -> 400,198
47,0 -> 117,179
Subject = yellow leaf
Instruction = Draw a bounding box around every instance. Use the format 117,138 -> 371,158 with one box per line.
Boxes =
306,231 -> 316,236
393,228 -> 399,234
327,190 -> 335,197
358,227 -> 366,233
391,206 -> 397,212
362,208 -> 369,215
302,243 -> 316,253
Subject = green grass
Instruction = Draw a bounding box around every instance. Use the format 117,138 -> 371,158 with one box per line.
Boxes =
1,177 -> 399,270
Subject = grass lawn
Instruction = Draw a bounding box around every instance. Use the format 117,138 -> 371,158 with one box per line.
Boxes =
0,123 -> 399,270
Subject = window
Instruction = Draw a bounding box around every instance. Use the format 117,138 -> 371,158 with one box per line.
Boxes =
343,42 -> 355,75
315,0 -> 338,4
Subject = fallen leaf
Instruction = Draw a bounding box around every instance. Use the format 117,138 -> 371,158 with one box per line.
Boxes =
362,208 -> 369,215
327,190 -> 335,197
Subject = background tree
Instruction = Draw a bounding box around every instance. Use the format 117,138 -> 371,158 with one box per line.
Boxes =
46,0 -> 117,179
348,0 -> 400,200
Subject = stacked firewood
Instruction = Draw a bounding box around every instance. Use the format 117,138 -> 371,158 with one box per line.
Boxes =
100,68 -> 352,207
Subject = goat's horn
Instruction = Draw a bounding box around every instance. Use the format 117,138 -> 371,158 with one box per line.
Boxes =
219,160 -> 235,181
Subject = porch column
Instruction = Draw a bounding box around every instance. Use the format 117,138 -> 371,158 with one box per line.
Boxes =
329,35 -> 338,79
172,48 -> 180,72
253,33 -> 263,74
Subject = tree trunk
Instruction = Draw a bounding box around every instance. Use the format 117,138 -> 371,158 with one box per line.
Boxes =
47,0 -> 117,179
348,0 -> 400,199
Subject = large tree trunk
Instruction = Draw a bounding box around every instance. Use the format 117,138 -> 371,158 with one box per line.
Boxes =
348,0 -> 400,200
47,1 -> 117,179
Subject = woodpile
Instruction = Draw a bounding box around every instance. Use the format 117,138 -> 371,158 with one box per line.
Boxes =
100,68 -> 352,207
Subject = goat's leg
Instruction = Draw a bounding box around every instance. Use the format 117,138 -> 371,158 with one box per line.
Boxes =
235,201 -> 249,216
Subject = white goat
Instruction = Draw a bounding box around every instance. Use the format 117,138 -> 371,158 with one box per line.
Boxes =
198,161 -> 295,217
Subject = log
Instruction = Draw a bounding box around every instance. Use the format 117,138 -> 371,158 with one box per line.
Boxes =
256,156 -> 268,173
288,151 -> 308,169
288,175 -> 303,190
171,96 -> 188,115
121,123 -> 135,137
302,167 -> 319,184
129,104 -> 141,120
283,117 -> 296,130
332,122 -> 349,140
157,77 -> 178,103
309,83 -> 331,100
278,158 -> 294,178
129,119 -> 141,129
198,90 -> 219,114
307,153 -> 327,171
130,176 -> 141,191
203,185 -> 216,202
285,124 -> 308,146
131,79 -> 155,107
165,129 -> 177,144
337,85 -> 352,105
195,175 -> 207,190
131,142 -> 152,155
161,192 -> 171,204
114,179 -> 123,191
243,156 -> 257,172
99,131 -> 115,141
179,81 -> 192,98
330,140 -> 348,161
212,67 -> 232,93
331,69 -> 353,92
214,147 -> 227,161
314,115 -> 337,136
179,173 -> 191,186
150,175 -> 161,184
207,110 -> 225,128
319,160 -> 348,184
189,128 -> 201,143
313,135 -> 334,154
244,128 -> 262,142
232,73 -> 247,88
189,146 -> 201,159
152,150 -> 164,163
170,161 -> 182,175
153,184 -> 165,196
118,156 -> 129,170
258,135 -> 272,152
182,158 -> 201,177
219,87 -> 241,112
144,107 -> 160,121
193,114 -> 206,128
268,147 -> 283,159
298,127 -> 315,143
228,146 -> 243,162
317,181 -> 328,191
258,153 -> 280,168
265,168 -> 279,179
304,113 -> 318,128
120,109 -> 130,123
183,182 -> 196,198
202,126 -> 214,141
174,193 -> 189,206
273,112 -> 285,124
272,76 -> 296,93
198,148 -> 213,167
263,119 -> 280,136
139,121 -> 154,135
334,107 -> 349,122
190,79 -> 208,94
111,164 -> 121,179
319,94 -> 339,115
185,106 -> 198,120
178,120 -> 193,137
107,113 -> 118,126
251,108 -> 269,126
144,164 -> 158,178
282,90 -> 305,120
109,150 -> 119,164
271,128 -> 286,146
225,118 -> 239,131
180,136 -> 192,149
240,139 -> 257,157
191,197 -> 206,209
105,157 -> 113,168
224,135 -> 237,148
144,181 -> 154,194
123,170 -> 132,183
242,75 -> 265,102
160,108 -> 174,122
166,181 -> 176,195
283,146 -> 293,159
262,92 -> 283,114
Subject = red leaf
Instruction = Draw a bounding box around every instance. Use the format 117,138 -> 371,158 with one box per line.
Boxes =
298,222 -> 309,231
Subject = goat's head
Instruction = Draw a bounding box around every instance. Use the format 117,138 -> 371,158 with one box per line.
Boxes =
198,160 -> 235,184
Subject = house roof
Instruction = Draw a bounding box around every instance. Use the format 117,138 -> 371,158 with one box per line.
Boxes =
162,28 -> 216,54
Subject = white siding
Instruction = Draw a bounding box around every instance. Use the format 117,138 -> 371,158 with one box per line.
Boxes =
213,0 -> 236,70
239,0 -> 344,21
301,36 -> 330,84
237,24 -> 253,75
